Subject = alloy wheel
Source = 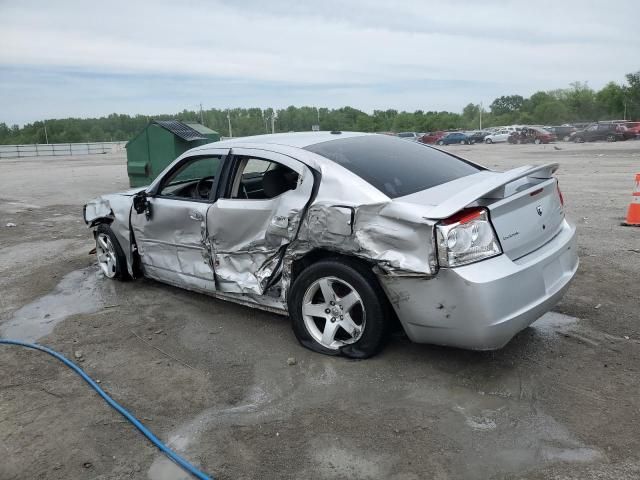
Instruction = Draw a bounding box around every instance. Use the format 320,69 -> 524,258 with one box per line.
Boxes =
301,276 -> 366,350
96,233 -> 117,278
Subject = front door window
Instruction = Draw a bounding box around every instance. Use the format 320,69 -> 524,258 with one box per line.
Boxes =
158,156 -> 222,200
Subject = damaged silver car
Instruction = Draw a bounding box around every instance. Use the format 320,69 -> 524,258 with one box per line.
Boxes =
84,132 -> 578,358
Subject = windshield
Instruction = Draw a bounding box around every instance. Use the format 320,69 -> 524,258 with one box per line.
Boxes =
305,135 -> 482,198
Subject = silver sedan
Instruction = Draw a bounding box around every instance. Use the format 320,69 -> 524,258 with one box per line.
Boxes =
84,132 -> 578,358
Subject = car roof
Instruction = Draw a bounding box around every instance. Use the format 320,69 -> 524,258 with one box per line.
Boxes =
186,131 -> 384,181
206,131 -> 372,149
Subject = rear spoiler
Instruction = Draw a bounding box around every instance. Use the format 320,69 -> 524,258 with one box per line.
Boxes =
426,163 -> 559,219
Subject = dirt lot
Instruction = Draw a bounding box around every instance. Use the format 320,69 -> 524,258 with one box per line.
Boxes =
1,140 -> 639,480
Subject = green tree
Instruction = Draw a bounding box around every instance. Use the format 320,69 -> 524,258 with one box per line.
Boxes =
624,71 -> 640,119
490,95 -> 524,116
596,82 -> 626,119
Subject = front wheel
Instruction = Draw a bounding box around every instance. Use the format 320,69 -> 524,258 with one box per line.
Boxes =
437,140 -> 444,145
606,134 -> 616,142
485,138 -> 493,144
534,138 -> 542,145
288,259 -> 389,358
95,224 -> 128,280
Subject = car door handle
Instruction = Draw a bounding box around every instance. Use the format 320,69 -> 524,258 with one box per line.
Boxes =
189,211 -> 203,221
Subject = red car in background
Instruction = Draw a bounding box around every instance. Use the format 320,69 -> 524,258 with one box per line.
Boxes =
624,122 -> 640,138
418,131 -> 446,144
508,127 -> 556,144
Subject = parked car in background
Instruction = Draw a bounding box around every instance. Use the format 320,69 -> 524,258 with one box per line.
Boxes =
508,127 -> 556,144
623,122 -> 640,138
84,131 -> 577,358
466,130 -> 492,144
546,125 -> 577,142
571,123 -> 634,142
419,131 -> 446,144
484,129 -> 511,144
500,125 -> 525,134
397,132 -> 421,140
436,132 -> 470,145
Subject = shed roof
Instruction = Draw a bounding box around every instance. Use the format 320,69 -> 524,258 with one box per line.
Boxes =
152,120 -> 207,141
183,121 -> 218,135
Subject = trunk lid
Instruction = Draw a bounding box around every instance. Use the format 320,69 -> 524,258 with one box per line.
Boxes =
486,178 -> 564,259
398,163 -> 565,260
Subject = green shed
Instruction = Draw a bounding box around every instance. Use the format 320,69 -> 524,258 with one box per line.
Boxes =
126,120 -> 220,187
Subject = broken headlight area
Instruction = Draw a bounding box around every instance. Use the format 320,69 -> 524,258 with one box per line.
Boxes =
436,208 -> 502,267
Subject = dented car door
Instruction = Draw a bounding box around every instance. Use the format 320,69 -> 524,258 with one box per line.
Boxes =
207,148 -> 315,295
131,153 -> 226,293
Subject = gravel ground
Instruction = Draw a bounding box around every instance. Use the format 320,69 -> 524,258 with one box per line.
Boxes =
1,140 -> 639,480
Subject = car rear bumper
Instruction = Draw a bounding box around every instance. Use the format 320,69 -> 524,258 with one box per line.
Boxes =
377,219 -> 578,350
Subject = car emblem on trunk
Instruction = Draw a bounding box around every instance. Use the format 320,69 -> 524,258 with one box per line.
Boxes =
536,205 -> 543,216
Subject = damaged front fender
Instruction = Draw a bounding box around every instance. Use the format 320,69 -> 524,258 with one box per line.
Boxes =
84,193 -> 137,277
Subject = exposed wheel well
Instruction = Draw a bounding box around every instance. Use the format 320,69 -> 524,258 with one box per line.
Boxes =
291,249 -> 373,283
87,216 -> 114,228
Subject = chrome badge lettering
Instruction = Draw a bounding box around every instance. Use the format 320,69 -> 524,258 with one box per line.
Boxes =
502,231 -> 520,241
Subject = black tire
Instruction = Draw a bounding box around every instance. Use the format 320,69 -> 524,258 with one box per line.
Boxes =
288,258 -> 389,359
574,136 -> 584,143
437,140 -> 444,145
95,224 -> 128,280
606,134 -> 616,142
485,138 -> 492,144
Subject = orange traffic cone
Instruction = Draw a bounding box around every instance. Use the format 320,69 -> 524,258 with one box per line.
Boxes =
623,173 -> 640,226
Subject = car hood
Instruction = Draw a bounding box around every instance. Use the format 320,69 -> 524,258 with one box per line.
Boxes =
83,188 -> 142,224
115,187 -> 147,196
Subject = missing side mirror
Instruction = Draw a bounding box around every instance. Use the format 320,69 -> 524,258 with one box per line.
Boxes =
133,192 -> 151,219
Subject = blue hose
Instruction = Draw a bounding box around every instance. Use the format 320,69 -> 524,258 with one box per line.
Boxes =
0,339 -> 213,480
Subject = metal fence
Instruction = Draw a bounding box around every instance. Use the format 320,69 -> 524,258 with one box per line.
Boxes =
0,141 -> 127,159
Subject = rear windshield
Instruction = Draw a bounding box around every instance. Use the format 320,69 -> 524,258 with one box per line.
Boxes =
305,134 -> 482,198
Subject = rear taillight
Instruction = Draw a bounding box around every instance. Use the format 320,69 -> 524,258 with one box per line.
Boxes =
556,179 -> 564,206
436,208 -> 502,267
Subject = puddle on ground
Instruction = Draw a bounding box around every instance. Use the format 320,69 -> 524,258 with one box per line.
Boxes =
531,311 -> 579,335
0,200 -> 42,215
0,266 -> 116,342
147,385 -> 272,480
147,458 -> 191,480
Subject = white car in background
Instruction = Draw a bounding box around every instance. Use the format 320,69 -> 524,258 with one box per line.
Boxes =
484,129 -> 512,144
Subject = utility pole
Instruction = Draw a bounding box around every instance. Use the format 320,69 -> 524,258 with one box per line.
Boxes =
227,110 -> 233,138
271,111 -> 277,134
199,103 -> 204,125
44,121 -> 49,144
479,102 -> 483,131
623,101 -> 627,121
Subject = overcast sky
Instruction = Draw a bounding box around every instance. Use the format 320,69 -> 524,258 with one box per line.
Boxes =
1,0 -> 638,125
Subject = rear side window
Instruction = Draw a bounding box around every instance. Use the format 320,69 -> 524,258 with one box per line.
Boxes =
305,135 -> 481,198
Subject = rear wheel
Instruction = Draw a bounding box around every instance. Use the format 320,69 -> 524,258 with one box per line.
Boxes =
95,224 -> 128,280
288,259 -> 388,358
534,138 -> 542,145
485,138 -> 493,144
606,134 -> 616,142
460,140 -> 466,145
574,136 -> 584,143
563,135 -> 570,142
437,140 -> 444,145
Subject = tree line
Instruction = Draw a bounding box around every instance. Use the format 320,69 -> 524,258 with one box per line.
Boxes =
1,71 -> 638,145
